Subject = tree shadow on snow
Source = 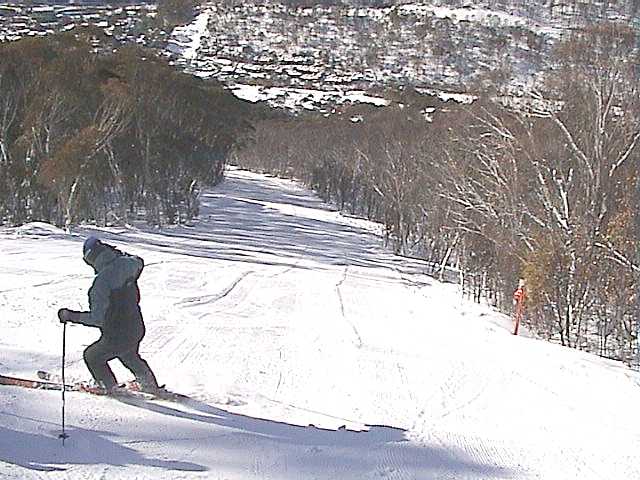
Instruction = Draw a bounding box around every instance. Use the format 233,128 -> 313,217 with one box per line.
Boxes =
0,425 -> 207,473
119,396 -> 513,479
80,172 -> 435,284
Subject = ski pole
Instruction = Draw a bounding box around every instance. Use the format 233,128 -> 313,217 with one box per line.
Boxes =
59,321 -> 69,445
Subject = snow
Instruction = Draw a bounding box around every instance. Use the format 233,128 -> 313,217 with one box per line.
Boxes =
1,166 -> 640,479
12,222 -> 67,237
229,83 -> 389,110
397,4 -> 560,37
162,1 -> 563,113
416,87 -> 477,104
167,10 -> 210,61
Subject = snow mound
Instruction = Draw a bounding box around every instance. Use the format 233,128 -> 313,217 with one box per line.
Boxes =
12,222 -> 67,238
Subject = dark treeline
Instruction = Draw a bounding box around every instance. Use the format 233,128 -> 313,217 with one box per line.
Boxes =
156,0 -> 200,28
0,31 -> 253,228
234,22 -> 640,364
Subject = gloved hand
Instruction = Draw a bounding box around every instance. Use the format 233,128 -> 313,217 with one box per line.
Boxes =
57,308 -> 74,324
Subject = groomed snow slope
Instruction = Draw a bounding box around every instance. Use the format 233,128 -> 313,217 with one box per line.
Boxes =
1,167 -> 639,479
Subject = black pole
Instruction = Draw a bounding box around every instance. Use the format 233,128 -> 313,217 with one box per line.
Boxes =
59,321 -> 69,445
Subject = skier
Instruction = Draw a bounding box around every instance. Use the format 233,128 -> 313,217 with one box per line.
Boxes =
57,237 -> 161,393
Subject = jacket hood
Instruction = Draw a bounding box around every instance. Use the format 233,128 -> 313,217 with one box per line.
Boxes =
90,246 -> 120,273
90,247 -> 144,280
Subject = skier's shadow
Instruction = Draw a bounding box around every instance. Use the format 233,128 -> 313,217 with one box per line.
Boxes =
0,424 -> 207,473
119,394 -> 407,447
119,396 -> 513,478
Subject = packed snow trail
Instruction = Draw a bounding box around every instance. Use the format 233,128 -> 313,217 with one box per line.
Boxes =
1,167 -> 639,479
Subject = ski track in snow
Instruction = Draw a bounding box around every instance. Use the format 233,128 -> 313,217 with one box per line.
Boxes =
175,270 -> 254,308
1,166 -> 639,479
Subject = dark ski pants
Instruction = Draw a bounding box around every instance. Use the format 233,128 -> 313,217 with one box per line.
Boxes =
83,337 -> 159,390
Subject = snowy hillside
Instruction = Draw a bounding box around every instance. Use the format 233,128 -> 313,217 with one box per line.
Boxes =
0,2 -> 156,44
166,0 -> 639,111
1,167 -> 639,479
3,1 -> 638,113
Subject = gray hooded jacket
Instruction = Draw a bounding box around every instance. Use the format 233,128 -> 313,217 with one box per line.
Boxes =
73,247 -> 145,342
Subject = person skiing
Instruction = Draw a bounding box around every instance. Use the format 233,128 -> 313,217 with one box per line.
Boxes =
57,237 -> 160,393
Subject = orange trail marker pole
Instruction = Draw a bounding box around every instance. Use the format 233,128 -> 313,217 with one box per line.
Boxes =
513,280 -> 526,336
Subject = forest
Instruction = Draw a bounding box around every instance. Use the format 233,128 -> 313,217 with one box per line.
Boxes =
0,30 -> 254,228
233,22 -> 640,364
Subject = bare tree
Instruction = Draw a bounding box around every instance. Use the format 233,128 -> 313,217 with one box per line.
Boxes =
439,22 -> 640,351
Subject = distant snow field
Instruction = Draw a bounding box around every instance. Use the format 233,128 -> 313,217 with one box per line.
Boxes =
229,83 -> 390,110
165,1 -> 558,113
167,9 -> 210,60
1,167 -> 639,479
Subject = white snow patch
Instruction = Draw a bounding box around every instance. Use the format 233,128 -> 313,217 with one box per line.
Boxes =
167,10 -> 210,61
398,3 -> 558,36
417,87 -> 477,104
229,83 -> 389,110
9,222 -> 68,237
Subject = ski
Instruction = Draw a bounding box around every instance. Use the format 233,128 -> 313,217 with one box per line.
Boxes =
37,369 -> 61,382
37,369 -> 81,384
0,373 -> 75,392
37,370 -> 108,394
4,372 -> 221,412
1,372 -> 143,398
36,370 -> 188,402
